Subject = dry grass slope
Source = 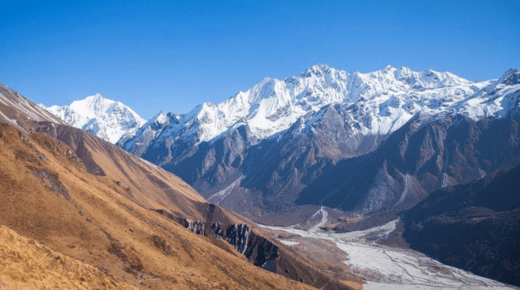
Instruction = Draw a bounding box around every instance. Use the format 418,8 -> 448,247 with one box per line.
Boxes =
0,83 -> 362,289
0,226 -> 136,290
0,121 -> 321,289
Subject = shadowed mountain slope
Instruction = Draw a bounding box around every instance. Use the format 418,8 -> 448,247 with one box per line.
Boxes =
403,164 -> 520,287
113,67 -> 520,228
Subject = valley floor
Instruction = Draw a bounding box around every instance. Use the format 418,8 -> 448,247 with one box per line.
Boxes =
259,208 -> 518,290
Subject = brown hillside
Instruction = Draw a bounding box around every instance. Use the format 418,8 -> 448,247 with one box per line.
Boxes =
0,121 -> 320,289
0,83 -> 64,128
0,84 -> 361,289
0,83 -> 362,289
0,225 -> 136,290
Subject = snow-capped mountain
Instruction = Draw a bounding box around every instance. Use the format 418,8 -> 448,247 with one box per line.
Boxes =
39,94 -> 146,143
116,110 -> 182,156
123,65 -> 486,150
121,65 -> 490,161
118,65 -> 520,224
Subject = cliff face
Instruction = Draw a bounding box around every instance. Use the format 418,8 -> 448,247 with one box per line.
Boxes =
188,222 -> 279,273
151,204 -> 278,272
153,205 -> 357,290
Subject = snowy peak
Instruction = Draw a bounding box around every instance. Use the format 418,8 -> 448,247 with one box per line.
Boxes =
153,110 -> 169,125
40,94 -> 146,143
117,66 -> 520,219
69,93 -> 106,116
299,64 -> 336,78
348,66 -> 471,95
69,93 -> 137,120
497,68 -> 520,86
146,110 -> 181,130
150,65 -> 484,146
116,109 -> 182,153
299,64 -> 470,93
454,69 -> 520,121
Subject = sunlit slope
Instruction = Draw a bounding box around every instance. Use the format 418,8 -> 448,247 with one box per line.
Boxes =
1,82 -> 232,222
0,83 -> 64,128
0,121 -> 318,290
36,121 -> 212,221
0,82 -> 361,289
0,225 -> 136,290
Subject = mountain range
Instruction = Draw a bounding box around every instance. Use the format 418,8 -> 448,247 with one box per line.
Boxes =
42,66 -> 518,220
36,64 -> 520,287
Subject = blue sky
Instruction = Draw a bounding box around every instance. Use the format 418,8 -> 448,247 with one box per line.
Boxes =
1,0 -> 519,119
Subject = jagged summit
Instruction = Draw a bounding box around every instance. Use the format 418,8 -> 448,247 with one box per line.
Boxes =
127,65 -> 484,148
299,64 -> 335,77
83,92 -> 104,101
40,94 -> 146,143
497,68 -> 520,86
116,109 -> 181,155
42,65 -> 509,151
41,65 -> 483,148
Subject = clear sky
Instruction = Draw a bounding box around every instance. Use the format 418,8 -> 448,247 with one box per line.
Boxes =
1,0 -> 519,119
